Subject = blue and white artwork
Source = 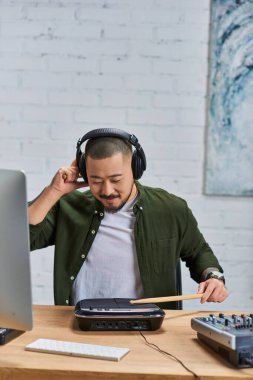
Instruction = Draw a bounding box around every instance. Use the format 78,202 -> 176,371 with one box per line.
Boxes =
205,0 -> 253,196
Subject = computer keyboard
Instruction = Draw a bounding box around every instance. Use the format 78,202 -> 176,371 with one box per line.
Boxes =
25,338 -> 130,361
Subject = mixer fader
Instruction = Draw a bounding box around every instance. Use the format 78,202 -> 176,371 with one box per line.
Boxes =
191,313 -> 253,368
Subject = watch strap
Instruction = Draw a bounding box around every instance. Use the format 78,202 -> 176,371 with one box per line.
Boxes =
206,271 -> 225,284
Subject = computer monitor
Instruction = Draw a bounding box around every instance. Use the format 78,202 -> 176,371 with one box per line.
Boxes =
0,169 -> 33,331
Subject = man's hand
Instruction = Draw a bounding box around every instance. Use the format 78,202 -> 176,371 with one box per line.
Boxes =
29,160 -> 88,225
198,279 -> 229,304
50,160 -> 87,196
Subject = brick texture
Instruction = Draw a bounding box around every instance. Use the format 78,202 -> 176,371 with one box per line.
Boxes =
0,0 -> 252,311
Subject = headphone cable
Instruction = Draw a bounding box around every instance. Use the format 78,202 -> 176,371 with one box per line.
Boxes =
139,331 -> 201,380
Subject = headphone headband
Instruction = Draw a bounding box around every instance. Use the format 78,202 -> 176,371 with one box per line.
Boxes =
76,128 -> 146,181
77,128 -> 141,150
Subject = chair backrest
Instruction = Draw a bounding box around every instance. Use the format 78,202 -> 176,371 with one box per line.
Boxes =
176,259 -> 183,310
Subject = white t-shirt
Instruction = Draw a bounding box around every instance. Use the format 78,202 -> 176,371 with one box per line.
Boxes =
71,196 -> 144,305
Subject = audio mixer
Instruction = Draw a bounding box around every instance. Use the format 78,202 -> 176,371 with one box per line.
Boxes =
191,313 -> 253,368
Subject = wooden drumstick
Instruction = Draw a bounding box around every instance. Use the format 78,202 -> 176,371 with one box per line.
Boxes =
130,293 -> 204,304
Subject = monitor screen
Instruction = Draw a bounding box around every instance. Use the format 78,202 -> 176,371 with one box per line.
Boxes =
0,169 -> 33,331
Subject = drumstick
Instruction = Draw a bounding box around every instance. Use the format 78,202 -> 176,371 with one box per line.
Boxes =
130,293 -> 204,304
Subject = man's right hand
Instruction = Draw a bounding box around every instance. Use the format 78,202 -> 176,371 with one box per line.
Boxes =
29,160 -> 88,225
49,160 -> 87,196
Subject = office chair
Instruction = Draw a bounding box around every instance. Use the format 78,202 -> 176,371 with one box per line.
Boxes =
176,259 -> 183,310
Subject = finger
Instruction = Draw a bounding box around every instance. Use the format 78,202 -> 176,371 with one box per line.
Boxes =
56,169 -> 69,182
59,169 -> 72,182
60,167 -> 79,182
200,282 -> 215,304
206,288 -> 222,303
69,167 -> 79,180
70,159 -> 78,167
213,287 -> 229,303
203,283 -> 228,303
73,181 -> 87,189
198,282 -> 206,294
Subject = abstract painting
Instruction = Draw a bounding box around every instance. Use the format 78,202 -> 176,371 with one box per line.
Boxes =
205,0 -> 253,196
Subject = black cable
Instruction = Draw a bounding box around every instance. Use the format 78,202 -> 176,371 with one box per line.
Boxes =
139,331 -> 201,380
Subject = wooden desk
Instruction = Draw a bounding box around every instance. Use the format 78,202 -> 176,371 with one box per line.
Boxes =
0,306 -> 253,380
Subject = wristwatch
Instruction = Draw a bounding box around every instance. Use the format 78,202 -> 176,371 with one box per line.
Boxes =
206,271 -> 225,284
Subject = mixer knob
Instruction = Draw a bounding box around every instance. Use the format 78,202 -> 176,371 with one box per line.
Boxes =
224,318 -> 229,326
219,313 -> 224,318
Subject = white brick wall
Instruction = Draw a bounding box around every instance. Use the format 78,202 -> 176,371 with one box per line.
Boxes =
0,0 -> 252,311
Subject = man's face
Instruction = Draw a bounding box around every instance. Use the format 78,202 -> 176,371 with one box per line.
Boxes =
86,152 -> 137,212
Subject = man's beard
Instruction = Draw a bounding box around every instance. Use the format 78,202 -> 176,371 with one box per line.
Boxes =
99,194 -> 126,213
99,182 -> 136,213
105,201 -> 127,213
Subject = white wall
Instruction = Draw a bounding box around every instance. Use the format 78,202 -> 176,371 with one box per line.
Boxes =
0,0 -> 252,311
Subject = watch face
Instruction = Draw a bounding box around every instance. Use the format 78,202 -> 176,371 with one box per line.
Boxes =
207,271 -> 225,283
211,271 -> 223,278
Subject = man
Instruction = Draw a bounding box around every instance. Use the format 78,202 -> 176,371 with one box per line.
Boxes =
29,128 -> 228,309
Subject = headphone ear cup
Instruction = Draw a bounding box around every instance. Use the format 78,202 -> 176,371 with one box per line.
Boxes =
79,153 -> 87,182
132,150 -> 143,180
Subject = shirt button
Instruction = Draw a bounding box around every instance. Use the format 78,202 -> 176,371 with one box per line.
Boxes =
100,212 -> 103,216
140,206 -> 143,210
81,254 -> 85,259
94,210 -> 98,214
70,276 -> 75,280
91,230 -> 96,234
65,300 -> 69,305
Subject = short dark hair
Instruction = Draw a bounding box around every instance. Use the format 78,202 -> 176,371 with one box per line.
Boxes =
85,137 -> 132,159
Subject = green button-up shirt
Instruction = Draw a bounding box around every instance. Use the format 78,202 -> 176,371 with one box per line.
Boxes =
29,182 -> 222,309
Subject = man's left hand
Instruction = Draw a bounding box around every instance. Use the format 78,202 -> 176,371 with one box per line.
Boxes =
198,279 -> 229,304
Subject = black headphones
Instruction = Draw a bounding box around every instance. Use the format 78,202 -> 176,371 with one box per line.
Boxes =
76,128 -> 146,182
